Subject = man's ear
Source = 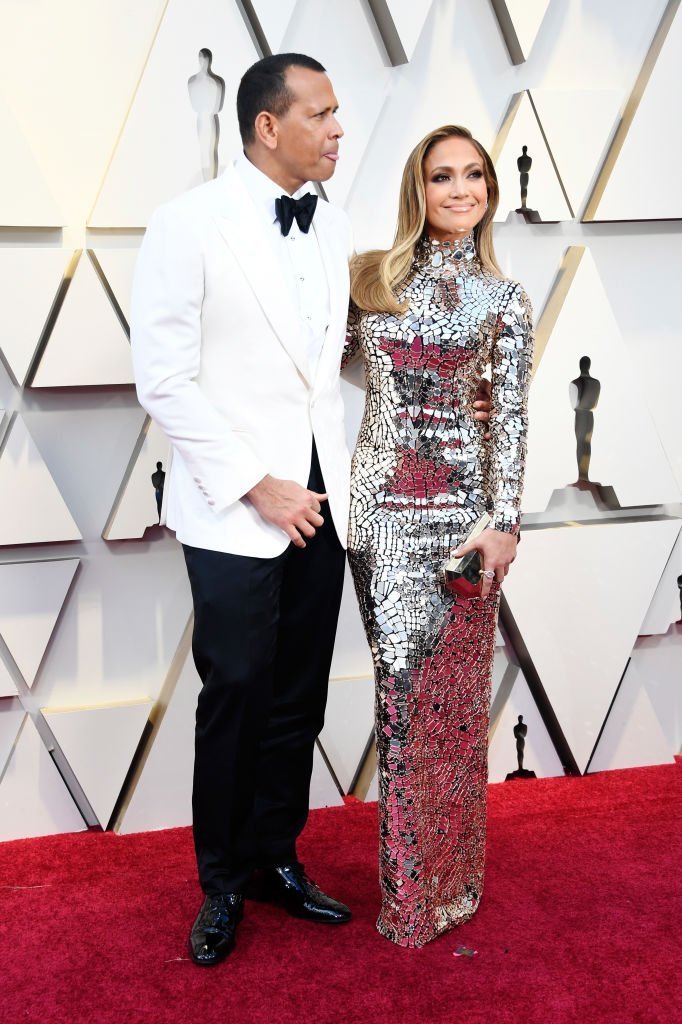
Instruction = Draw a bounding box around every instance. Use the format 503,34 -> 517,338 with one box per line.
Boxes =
254,111 -> 278,151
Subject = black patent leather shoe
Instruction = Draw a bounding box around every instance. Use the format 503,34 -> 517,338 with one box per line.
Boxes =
188,893 -> 243,966
261,864 -> 351,924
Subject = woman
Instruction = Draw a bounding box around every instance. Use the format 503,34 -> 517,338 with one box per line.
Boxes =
344,125 -> 534,947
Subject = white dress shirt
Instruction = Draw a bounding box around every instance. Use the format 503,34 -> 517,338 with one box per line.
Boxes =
234,152 -> 330,375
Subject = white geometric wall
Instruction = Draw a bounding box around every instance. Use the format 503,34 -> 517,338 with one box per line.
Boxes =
0,0 -> 680,841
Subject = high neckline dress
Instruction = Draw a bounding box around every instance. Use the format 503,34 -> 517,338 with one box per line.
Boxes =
345,233 -> 534,947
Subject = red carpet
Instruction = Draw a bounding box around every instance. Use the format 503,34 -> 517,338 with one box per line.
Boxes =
1,764 -> 679,1024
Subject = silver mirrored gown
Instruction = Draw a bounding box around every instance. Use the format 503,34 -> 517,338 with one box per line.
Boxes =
344,234 -> 534,947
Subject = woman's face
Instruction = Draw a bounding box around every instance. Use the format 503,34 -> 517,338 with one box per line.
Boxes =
423,136 -> 489,242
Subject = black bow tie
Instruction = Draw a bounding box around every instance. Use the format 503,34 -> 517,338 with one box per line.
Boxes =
275,192 -> 318,236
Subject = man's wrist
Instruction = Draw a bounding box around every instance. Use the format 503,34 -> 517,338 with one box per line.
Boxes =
245,474 -> 271,502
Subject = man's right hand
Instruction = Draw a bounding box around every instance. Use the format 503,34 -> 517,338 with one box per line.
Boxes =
246,475 -> 327,548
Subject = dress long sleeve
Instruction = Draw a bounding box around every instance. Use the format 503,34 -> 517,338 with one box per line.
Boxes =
489,282 -> 534,532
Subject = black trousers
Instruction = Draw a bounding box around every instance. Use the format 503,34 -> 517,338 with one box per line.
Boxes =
182,444 -> 345,895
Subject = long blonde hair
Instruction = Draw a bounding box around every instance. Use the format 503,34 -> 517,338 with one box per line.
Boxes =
351,125 -> 502,314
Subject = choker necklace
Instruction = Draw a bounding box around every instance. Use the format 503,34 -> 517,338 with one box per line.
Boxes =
418,232 -> 478,270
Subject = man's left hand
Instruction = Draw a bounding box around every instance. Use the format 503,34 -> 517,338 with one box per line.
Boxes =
473,377 -> 493,440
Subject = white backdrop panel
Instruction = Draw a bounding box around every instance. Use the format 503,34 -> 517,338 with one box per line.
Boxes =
523,249 -> 680,512
345,0 -> 503,251
382,0 -> 436,62
491,0 -> 550,64
0,249 -> 68,386
0,416 -> 82,546
0,559 -> 79,688
0,661 -> 18,698
588,654 -> 677,774
250,0 -> 298,51
93,249 -> 140,325
90,0 -> 259,227
0,716 -> 84,841
0,699 -> 24,774
639,528 -> 682,635
309,745 -> 344,809
103,419 -> 171,540
118,638 -> 196,834
530,90 -> 622,218
588,5 -> 682,221
488,658 -> 565,783
503,519 -> 681,772
32,543 -> 192,709
0,93 -> 62,226
31,251 -> 133,388
319,676 -> 374,793
492,92 -> 572,222
43,701 -> 153,827
280,0 -> 391,208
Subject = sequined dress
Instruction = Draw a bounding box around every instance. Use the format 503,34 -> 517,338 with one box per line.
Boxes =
344,234 -> 533,947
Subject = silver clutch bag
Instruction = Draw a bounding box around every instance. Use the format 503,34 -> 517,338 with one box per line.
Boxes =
443,512 -> 491,598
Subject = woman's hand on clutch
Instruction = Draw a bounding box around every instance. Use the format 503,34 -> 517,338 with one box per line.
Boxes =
452,528 -> 518,598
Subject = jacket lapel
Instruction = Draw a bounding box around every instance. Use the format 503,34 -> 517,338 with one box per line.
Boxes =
210,165 -> 313,385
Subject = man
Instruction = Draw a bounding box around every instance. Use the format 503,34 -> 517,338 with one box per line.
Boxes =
132,53 -> 492,966
132,53 -> 353,967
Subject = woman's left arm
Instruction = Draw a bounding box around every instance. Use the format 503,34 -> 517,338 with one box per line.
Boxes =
454,283 -> 534,596
489,282 -> 535,534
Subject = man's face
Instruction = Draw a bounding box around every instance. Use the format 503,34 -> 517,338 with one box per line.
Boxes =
271,67 -> 343,191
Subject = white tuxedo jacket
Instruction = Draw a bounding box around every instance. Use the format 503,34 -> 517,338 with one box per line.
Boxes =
130,163 -> 354,557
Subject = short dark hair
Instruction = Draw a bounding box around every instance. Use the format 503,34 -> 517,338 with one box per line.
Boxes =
236,53 -> 326,146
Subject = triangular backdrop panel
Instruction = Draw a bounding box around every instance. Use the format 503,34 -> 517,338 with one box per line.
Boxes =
344,1 -> 498,250
0,660 -> 18,697
103,418 -> 171,540
369,0 -> 436,63
92,249 -> 140,326
490,0 -> 550,64
0,699 -> 24,773
319,676 -> 374,793
31,251 -> 133,388
586,5 -> 682,221
249,0 -> 298,51
588,653 -> 677,774
310,744 -> 344,809
0,249 -> 68,386
488,653 -> 565,783
364,761 -> 379,803
639,527 -> 682,635
523,248 -> 680,513
0,559 -> 78,688
530,90 -> 622,217
278,0 -> 391,208
0,92 -> 62,225
492,91 -> 573,222
0,716 -> 84,841
0,416 -> 81,546
503,519 -> 680,773
117,635 -> 197,834
89,0 -> 259,227
43,701 -> 153,827
329,563 -> 374,681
